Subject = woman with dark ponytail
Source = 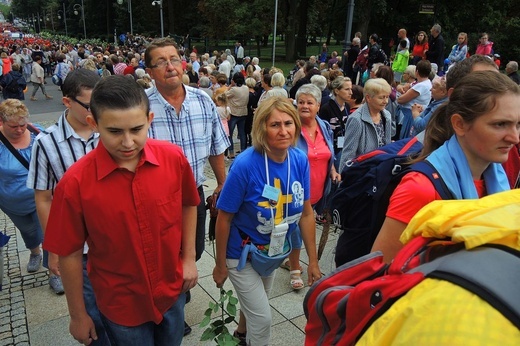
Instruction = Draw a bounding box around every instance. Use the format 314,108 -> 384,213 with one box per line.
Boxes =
372,70 -> 520,263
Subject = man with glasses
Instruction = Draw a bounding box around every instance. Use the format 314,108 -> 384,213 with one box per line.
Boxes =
27,69 -> 110,345
145,38 -> 229,336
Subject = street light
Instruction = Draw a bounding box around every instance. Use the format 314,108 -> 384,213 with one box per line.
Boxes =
151,0 -> 164,38
117,0 -> 133,35
57,7 -> 68,36
73,1 -> 87,39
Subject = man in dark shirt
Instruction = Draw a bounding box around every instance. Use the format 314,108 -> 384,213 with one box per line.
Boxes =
343,37 -> 360,80
367,34 -> 381,70
425,24 -> 445,75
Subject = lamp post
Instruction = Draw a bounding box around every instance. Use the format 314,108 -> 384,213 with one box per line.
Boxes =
73,1 -> 87,39
57,8 -> 68,36
151,0 -> 164,38
117,0 -> 133,35
343,0 -> 355,52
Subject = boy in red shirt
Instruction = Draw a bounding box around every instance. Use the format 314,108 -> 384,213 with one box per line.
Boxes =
43,75 -> 200,346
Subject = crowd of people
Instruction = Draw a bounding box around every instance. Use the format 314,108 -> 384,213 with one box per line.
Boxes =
0,23 -> 519,345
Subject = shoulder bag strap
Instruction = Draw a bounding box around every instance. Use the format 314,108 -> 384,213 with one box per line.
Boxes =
0,130 -> 30,169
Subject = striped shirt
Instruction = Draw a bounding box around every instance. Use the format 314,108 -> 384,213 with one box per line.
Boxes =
147,85 -> 230,187
26,111 -> 99,191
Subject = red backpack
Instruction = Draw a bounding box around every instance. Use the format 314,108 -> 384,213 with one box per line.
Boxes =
354,47 -> 368,71
303,236 -> 520,346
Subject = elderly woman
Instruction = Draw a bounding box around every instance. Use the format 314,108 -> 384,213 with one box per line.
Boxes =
339,78 -> 393,172
213,97 -> 321,345
225,72 -> 250,158
263,72 -> 288,99
318,76 -> 353,161
410,76 -> 448,137
0,99 -> 43,273
280,84 -> 340,290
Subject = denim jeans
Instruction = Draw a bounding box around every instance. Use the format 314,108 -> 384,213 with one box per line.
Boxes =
228,115 -> 247,154
101,293 -> 186,346
83,255 -> 110,346
0,207 -> 42,250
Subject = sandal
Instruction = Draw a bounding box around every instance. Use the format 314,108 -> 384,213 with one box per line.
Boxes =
290,270 -> 304,290
280,260 -> 304,274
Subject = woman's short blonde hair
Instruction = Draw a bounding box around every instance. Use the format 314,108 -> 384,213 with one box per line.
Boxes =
363,78 -> 391,97
245,77 -> 257,89
252,97 -> 301,153
0,99 -> 29,123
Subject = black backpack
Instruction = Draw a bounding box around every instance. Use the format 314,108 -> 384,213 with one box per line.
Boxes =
377,48 -> 390,66
332,137 -> 454,267
6,75 -> 21,93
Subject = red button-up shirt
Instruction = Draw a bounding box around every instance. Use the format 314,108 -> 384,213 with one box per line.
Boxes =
44,139 -> 200,326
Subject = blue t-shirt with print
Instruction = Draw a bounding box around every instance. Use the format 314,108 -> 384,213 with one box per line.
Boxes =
217,146 -> 311,259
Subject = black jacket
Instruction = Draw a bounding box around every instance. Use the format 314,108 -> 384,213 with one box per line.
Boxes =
1,71 -> 26,100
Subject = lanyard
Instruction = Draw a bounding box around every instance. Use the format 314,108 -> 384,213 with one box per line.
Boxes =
264,150 -> 290,229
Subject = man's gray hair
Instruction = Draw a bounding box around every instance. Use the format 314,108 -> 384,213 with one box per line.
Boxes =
507,61 -> 518,72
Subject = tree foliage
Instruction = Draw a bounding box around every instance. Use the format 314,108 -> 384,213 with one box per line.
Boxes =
6,0 -> 520,64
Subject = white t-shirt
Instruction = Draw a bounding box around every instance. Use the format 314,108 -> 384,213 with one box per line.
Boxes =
402,79 -> 432,109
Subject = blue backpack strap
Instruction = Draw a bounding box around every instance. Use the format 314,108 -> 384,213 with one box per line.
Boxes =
410,161 -> 454,200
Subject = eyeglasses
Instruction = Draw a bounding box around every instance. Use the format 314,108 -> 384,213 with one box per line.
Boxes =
70,96 -> 90,112
150,58 -> 182,69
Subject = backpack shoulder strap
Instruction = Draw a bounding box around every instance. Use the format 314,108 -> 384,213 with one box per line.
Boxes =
0,130 -> 29,169
27,123 -> 41,135
410,245 -> 520,329
410,160 -> 454,200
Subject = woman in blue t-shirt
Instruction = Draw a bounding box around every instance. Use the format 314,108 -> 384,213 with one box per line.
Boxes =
213,97 -> 322,345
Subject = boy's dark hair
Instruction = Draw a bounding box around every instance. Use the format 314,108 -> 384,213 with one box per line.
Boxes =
232,72 -> 245,86
416,60 -> 432,78
61,69 -> 100,98
90,75 -> 150,121
399,40 -> 407,49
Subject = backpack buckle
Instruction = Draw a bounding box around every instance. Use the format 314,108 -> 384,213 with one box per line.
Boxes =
392,164 -> 402,175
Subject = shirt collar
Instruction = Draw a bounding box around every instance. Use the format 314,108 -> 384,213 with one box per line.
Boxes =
57,110 -> 99,143
95,140 -> 160,180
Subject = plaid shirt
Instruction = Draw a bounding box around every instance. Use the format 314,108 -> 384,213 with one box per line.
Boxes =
147,85 -> 230,187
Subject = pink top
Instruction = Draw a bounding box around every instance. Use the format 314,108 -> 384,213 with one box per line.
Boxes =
302,126 -> 331,205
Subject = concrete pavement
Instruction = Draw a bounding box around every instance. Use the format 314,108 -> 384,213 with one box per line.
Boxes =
0,94 -> 342,345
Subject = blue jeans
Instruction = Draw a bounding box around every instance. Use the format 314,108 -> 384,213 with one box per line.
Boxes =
83,255 -> 110,346
101,293 -> 186,346
0,207 -> 42,250
228,115 -> 247,154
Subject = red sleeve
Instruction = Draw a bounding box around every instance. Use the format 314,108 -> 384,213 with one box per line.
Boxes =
386,172 -> 441,224
43,175 -> 87,256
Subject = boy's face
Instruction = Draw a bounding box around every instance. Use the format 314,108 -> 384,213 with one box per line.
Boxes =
87,106 -> 153,171
63,89 -> 93,126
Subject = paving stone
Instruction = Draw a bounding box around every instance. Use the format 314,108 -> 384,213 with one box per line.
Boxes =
0,337 -> 14,346
12,319 -> 25,328
0,331 -> 12,339
14,334 -> 29,343
12,326 -> 26,337
11,312 -> 25,322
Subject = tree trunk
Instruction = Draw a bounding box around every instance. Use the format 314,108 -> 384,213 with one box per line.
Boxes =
284,0 -> 299,62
